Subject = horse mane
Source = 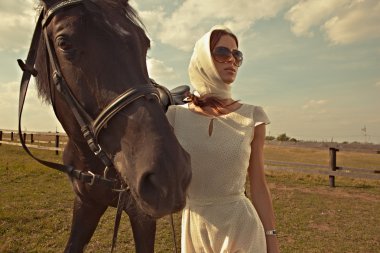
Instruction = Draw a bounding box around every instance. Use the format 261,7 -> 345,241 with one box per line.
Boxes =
35,0 -> 149,104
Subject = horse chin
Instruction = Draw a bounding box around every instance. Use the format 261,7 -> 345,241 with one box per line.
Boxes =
113,152 -> 185,218
130,188 -> 175,219
131,186 -> 186,219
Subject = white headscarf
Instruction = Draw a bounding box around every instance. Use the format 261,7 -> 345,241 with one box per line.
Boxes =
188,25 -> 236,99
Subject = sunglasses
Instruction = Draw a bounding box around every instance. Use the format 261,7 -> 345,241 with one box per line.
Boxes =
212,46 -> 243,67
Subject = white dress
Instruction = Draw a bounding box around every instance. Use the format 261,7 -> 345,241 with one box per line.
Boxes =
166,103 -> 270,253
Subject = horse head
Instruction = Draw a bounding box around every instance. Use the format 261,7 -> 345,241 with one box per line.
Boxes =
35,0 -> 191,218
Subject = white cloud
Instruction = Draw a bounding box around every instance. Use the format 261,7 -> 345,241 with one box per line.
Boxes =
145,0 -> 295,51
375,81 -> 380,88
285,0 -> 348,37
147,58 -> 178,84
138,8 -> 166,35
323,0 -> 380,45
136,0 -> 380,51
302,99 -> 328,109
0,0 -> 36,52
285,0 -> 380,45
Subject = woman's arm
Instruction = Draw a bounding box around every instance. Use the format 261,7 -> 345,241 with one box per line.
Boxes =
248,124 -> 280,253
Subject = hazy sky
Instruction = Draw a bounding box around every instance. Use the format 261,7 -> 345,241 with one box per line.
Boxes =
0,0 -> 379,143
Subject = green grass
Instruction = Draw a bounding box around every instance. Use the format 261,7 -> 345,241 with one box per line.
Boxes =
1,144 -> 379,252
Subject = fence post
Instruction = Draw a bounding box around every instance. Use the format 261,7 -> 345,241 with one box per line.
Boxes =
329,147 -> 339,187
23,133 -> 27,143
0,130 -> 2,145
31,134 -> 34,143
55,134 -> 59,155
11,132 -> 14,141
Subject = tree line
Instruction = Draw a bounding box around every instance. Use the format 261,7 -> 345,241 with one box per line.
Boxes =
266,133 -> 297,142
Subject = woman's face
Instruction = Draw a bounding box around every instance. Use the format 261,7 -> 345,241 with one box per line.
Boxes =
212,35 -> 240,84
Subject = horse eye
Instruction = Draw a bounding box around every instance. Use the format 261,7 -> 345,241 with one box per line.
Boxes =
56,36 -> 74,51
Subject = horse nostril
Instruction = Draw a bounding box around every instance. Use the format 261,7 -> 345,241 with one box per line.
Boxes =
140,173 -> 168,202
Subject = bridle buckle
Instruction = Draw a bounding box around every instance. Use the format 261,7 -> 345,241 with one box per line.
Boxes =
104,166 -> 110,179
87,171 -> 96,186
93,144 -> 102,156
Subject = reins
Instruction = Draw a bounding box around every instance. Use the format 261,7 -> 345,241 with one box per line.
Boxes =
17,1 -> 181,252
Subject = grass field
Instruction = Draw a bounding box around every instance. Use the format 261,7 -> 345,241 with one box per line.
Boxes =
1,144 -> 379,252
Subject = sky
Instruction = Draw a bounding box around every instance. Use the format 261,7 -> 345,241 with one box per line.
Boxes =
0,0 -> 379,143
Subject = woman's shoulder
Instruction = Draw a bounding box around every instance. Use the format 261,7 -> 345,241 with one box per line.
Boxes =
166,104 -> 192,126
239,102 -> 261,109
239,103 -> 267,113
238,103 -> 270,126
166,104 -> 191,117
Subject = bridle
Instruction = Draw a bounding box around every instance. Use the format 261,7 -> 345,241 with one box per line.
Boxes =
19,0 -> 162,185
17,0 -> 178,252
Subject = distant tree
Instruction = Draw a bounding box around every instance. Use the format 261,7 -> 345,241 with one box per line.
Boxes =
277,133 -> 290,142
290,138 -> 297,142
265,136 -> 275,141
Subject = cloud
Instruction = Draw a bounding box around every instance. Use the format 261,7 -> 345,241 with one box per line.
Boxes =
0,0 -> 36,52
285,0 -> 348,37
141,0 -> 294,51
285,0 -> 380,44
375,81 -> 380,88
302,99 -> 328,110
138,8 -> 166,36
147,58 -> 178,84
137,0 -> 379,51
323,0 -> 380,45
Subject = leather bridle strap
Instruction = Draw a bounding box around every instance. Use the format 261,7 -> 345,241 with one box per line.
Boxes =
110,188 -> 128,253
17,5 -> 116,188
42,0 -> 83,27
93,86 -> 160,139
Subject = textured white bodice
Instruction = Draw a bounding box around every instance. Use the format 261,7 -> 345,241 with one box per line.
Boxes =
166,103 -> 269,202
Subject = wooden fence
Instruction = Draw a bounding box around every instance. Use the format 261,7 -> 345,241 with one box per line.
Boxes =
0,130 -> 66,155
265,147 -> 380,186
1,130 -> 379,186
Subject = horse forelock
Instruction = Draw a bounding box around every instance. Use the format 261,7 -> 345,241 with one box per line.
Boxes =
35,0 -> 150,103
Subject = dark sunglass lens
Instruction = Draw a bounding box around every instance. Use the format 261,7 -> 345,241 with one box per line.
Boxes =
233,50 -> 243,59
232,50 -> 243,66
213,47 -> 243,66
213,47 -> 231,60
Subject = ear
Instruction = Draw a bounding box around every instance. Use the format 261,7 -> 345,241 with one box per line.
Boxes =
39,0 -> 58,9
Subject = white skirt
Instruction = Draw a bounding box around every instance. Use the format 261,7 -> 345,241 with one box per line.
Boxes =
181,195 -> 267,253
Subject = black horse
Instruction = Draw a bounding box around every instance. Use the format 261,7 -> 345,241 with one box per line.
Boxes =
19,0 -> 191,252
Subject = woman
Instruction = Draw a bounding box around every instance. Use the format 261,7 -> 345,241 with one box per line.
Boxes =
166,25 -> 279,253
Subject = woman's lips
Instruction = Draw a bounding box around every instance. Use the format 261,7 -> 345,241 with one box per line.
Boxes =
225,67 -> 236,73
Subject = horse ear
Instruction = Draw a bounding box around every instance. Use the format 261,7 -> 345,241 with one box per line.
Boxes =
39,0 -> 56,9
